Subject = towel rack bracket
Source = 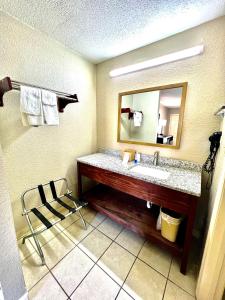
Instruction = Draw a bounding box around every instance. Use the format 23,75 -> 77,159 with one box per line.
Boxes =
0,76 -> 78,112
0,77 -> 13,107
58,95 -> 78,113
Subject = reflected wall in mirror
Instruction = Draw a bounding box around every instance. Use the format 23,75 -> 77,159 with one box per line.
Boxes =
118,82 -> 187,149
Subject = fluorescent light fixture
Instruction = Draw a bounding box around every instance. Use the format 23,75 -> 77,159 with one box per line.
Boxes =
160,97 -> 181,108
109,45 -> 204,77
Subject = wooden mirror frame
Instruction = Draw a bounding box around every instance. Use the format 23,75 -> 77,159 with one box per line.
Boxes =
117,82 -> 188,149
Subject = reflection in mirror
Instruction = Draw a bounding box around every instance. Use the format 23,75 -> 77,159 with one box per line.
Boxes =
118,83 -> 187,148
158,87 -> 182,146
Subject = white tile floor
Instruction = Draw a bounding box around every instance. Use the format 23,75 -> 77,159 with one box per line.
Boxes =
18,208 -> 200,300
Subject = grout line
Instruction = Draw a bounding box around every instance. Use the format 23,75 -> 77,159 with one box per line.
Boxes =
84,215 -> 107,230
25,240 -> 76,293
33,217 -> 116,297
49,268 -> 71,299
115,238 -> 145,299
69,224 -> 124,298
68,244 -> 112,297
37,264 -> 71,299
21,213 -> 89,292
162,256 -> 172,300
99,230 -> 137,257
93,215 -> 107,227
26,215 -> 98,275
20,212 -> 117,295
114,256 -> 139,298
94,224 -> 141,258
31,239 -> 94,297
28,235 -> 194,299
61,220 -> 95,246
28,222 -> 117,259
166,279 -> 196,298
137,256 -> 169,279
68,262 -> 95,297
43,226 -> 94,271
166,255 -> 196,298
168,255 -> 173,279
21,212 -> 197,299
26,267 -> 50,292
52,216 -> 171,289
24,219 -> 88,284
117,288 -> 135,300
162,279 -> 168,300
94,225 -> 171,280
162,256 -> 173,300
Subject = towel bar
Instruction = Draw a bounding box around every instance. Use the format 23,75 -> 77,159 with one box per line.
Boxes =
0,76 -> 78,112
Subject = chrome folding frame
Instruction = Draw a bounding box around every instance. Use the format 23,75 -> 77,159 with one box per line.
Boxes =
21,178 -> 87,265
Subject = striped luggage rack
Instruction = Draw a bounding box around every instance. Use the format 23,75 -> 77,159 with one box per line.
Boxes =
21,178 -> 87,265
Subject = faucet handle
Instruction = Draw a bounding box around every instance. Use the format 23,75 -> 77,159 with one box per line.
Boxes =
153,151 -> 159,166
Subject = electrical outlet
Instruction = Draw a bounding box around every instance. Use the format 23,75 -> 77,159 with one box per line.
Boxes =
0,283 -> 4,300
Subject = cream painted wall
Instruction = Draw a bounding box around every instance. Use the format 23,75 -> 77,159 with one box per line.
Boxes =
0,12 -> 96,236
96,16 -> 225,164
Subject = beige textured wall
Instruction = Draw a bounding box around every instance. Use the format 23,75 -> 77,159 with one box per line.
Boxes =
0,144 -> 26,300
0,12 -> 96,236
96,16 -> 225,164
196,118 -> 225,300
207,119 -> 225,223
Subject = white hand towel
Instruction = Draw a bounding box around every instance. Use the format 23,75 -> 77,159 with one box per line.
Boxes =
20,86 -> 43,126
133,111 -> 143,127
21,111 -> 44,127
41,90 -> 59,126
20,86 -> 42,115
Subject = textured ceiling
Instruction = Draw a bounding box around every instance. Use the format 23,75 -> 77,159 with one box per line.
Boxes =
1,0 -> 225,63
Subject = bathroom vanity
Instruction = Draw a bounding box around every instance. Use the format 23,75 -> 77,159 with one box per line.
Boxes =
77,151 -> 202,274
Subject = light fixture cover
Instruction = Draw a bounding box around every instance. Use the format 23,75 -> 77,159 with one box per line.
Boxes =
109,45 -> 204,77
159,119 -> 167,127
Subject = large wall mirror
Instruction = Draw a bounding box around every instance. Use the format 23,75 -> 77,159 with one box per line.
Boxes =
117,82 -> 187,149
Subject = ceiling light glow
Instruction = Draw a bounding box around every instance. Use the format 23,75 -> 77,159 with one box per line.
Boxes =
109,45 -> 204,77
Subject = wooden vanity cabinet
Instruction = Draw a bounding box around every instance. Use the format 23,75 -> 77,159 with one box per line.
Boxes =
77,161 -> 198,274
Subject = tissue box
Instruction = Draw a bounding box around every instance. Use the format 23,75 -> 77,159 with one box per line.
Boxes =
122,149 -> 135,162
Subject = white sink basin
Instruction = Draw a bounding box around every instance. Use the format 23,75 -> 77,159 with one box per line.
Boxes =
131,165 -> 170,180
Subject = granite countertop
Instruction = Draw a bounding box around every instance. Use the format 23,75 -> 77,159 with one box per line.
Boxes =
77,151 -> 202,197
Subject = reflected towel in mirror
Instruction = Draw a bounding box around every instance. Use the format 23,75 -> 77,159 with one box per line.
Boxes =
133,111 -> 143,127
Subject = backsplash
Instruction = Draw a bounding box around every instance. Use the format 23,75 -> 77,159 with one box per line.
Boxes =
98,148 -> 202,172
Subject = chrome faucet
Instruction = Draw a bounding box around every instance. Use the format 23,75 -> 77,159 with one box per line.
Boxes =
153,151 -> 159,166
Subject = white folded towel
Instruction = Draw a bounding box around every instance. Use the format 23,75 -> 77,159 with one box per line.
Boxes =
41,90 -> 59,126
20,86 -> 43,126
20,86 -> 42,115
133,111 -> 143,127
